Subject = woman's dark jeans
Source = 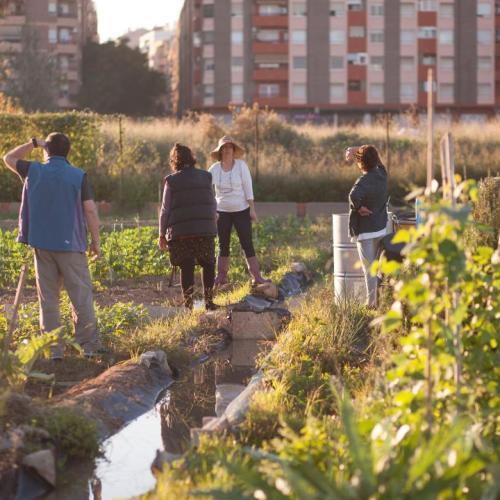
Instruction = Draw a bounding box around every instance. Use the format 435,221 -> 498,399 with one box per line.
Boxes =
217,208 -> 256,258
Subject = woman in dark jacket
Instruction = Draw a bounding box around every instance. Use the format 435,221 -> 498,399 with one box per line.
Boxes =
158,144 -> 218,310
346,145 -> 388,307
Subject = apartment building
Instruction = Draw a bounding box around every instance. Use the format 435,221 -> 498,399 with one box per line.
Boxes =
175,0 -> 500,119
0,0 -> 98,109
139,26 -> 174,74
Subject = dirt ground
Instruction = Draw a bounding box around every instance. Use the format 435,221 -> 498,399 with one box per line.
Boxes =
0,276 -> 182,308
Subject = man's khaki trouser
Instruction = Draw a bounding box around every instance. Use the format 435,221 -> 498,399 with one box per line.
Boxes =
34,249 -> 97,358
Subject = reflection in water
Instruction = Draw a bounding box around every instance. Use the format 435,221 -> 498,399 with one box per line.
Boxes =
54,338 -> 273,499
92,406 -> 164,499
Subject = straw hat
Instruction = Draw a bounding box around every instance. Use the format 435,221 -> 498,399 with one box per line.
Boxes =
210,135 -> 245,161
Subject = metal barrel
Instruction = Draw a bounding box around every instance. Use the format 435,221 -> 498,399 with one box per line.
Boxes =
332,214 -> 366,302
332,212 -> 394,302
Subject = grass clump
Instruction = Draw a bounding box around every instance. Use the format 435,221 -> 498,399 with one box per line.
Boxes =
43,407 -> 99,461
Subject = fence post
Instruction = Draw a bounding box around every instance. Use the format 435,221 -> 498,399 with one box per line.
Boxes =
254,106 -> 260,183
385,113 -> 391,173
426,68 -> 434,192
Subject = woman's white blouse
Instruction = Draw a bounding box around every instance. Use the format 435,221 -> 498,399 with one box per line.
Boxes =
209,160 -> 254,213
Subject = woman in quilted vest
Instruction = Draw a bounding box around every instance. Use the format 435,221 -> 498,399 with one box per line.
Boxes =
159,143 -> 218,310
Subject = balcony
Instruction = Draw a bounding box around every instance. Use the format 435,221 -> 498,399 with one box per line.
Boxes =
252,15 -> 288,28
252,42 -> 288,54
253,67 -> 288,81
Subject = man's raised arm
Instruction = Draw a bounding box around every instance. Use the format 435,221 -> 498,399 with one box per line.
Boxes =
3,138 -> 45,173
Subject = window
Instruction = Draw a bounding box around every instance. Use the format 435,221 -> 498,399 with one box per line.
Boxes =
291,2 -> 307,16
439,3 -> 454,18
257,62 -> 280,68
58,28 -> 72,43
59,82 -> 70,99
293,56 -> 307,69
369,30 -> 384,43
418,0 -> 436,11
231,84 -> 243,102
202,4 -> 214,18
203,58 -> 215,71
330,83 -> 345,101
439,57 -> 454,70
478,83 -> 492,100
497,1 -> 500,14
369,83 -> 384,100
477,3 -> 492,17
232,3 -> 243,16
370,4 -> 384,16
256,30 -> 280,42
419,27 -> 437,39
203,31 -> 215,44
439,30 -> 453,44
347,0 -> 363,11
478,57 -> 492,70
259,4 -> 287,15
204,84 -> 214,98
400,83 -> 415,99
49,27 -> 57,44
259,84 -> 280,98
292,83 -> 307,101
348,80 -> 363,91
330,56 -> 344,69
421,54 -> 436,65
58,2 -> 71,16
370,56 -> 384,70
439,83 -> 454,102
330,2 -> 345,16
496,28 -> 500,43
330,30 -> 345,44
232,56 -> 243,67
349,26 -> 365,38
231,31 -> 243,44
0,25 -> 22,42
203,85 -> 215,106
291,30 -> 306,43
401,30 -> 416,45
401,56 -> 415,69
478,30 -> 492,45
193,32 -> 202,47
347,53 -> 367,65
401,3 -> 415,17
48,1 -> 57,14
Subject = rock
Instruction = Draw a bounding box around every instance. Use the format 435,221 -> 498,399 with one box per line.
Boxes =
139,351 -> 172,375
22,449 -> 56,487
230,309 -> 291,341
291,262 -> 307,274
252,282 -> 279,300
215,384 -> 246,417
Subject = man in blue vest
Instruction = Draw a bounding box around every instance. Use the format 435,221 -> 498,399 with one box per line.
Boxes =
3,133 -> 102,359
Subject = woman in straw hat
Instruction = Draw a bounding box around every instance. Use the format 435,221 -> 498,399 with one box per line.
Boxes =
209,135 -> 269,286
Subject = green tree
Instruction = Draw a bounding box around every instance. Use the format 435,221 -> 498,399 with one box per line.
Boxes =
78,41 -> 166,116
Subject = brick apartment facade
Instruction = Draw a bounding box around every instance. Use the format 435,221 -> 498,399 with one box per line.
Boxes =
0,0 -> 98,109
175,0 -> 500,120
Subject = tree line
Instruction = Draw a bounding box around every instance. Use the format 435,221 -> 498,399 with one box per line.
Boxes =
0,27 -> 167,115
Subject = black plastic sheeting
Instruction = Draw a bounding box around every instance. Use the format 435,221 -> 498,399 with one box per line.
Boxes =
233,271 -> 311,313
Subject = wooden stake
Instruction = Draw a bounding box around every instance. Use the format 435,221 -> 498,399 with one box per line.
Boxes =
3,264 -> 28,366
426,69 -> 434,192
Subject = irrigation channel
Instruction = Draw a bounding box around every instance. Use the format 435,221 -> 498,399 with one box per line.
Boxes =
34,270 -> 310,500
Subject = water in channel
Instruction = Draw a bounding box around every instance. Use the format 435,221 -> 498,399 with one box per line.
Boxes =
53,339 -> 271,500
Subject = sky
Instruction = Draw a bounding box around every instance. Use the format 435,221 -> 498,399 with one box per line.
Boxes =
94,0 -> 185,42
